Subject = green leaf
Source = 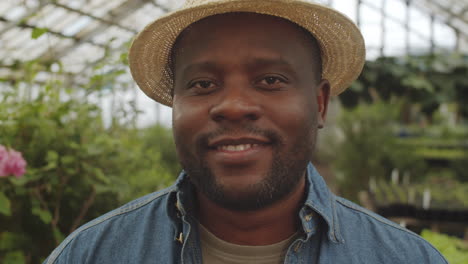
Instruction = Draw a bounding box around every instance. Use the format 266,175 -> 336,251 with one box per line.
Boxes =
0,232 -> 28,250
46,150 -> 59,162
44,150 -> 59,170
421,230 -> 468,264
3,250 -> 26,264
31,27 -> 48,39
120,52 -> 129,65
94,168 -> 111,184
31,207 -> 52,224
53,227 -> 65,244
61,155 -> 75,165
350,81 -> 364,92
44,83 -> 53,92
0,191 -> 11,216
9,172 -> 32,186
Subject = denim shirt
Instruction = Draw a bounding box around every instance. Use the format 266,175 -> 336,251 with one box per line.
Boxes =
44,163 -> 447,263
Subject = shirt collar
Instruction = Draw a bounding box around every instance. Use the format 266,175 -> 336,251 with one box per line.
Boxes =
171,163 -> 343,243
303,163 -> 343,243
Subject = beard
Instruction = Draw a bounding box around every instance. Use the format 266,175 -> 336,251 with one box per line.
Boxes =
175,124 -> 315,211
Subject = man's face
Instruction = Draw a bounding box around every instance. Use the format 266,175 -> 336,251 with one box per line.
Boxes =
171,13 -> 329,211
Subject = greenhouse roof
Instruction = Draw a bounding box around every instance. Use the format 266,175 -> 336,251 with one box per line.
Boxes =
0,0 -> 178,75
0,0 -> 467,83
413,0 -> 468,44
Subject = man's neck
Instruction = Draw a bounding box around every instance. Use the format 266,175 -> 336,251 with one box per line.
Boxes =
196,177 -> 306,246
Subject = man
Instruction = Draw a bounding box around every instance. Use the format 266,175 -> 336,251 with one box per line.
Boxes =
45,0 -> 447,263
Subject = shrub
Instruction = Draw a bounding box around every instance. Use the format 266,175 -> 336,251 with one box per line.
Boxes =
421,230 -> 468,264
0,62 -> 179,263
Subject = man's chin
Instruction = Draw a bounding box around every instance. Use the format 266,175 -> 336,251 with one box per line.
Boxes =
205,186 -> 277,212
195,171 -> 296,212
211,170 -> 268,187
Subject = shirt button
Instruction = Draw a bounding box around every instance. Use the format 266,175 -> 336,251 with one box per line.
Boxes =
176,232 -> 184,244
175,201 -> 182,211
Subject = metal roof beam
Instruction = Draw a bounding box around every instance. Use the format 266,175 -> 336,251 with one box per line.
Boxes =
73,0 -> 174,80
417,0 -> 468,24
151,1 -> 171,13
0,16 -> 106,49
411,0 -> 468,42
50,2 -> 138,34
362,0 -> 430,41
38,0 -> 156,62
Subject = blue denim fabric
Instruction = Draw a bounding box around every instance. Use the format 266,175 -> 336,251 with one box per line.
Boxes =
44,163 -> 447,263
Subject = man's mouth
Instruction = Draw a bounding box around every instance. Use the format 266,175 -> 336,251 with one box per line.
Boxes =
216,143 -> 260,152
199,131 -> 280,166
206,137 -> 271,165
208,137 -> 270,151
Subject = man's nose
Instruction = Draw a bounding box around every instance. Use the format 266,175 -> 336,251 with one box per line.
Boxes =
209,84 -> 261,123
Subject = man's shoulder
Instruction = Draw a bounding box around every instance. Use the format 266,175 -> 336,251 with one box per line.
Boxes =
333,196 -> 448,263
44,185 -> 178,264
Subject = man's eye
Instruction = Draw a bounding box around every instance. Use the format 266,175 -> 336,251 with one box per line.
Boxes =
257,75 -> 288,89
189,80 -> 215,90
263,76 -> 283,85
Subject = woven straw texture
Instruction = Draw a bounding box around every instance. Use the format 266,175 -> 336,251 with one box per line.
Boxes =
129,0 -> 366,106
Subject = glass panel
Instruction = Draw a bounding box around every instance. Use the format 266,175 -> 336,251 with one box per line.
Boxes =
62,16 -> 92,36
61,43 -> 104,73
385,0 -> 407,23
48,11 -> 80,34
384,20 -> 406,56
81,0 -> 127,17
3,28 -> 32,50
121,3 -> 165,31
28,4 -> 56,23
333,0 -> 357,22
3,5 -> 27,20
434,21 -> 456,50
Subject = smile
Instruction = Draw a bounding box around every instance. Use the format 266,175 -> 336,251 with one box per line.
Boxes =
208,136 -> 270,150
217,143 -> 260,152
206,136 -> 272,164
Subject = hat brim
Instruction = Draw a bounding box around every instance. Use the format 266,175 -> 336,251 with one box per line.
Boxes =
129,0 -> 366,107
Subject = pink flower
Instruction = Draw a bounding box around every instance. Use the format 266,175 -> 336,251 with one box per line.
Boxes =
0,145 -> 27,178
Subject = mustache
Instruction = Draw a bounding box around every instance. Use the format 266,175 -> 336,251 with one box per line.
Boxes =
195,125 -> 283,152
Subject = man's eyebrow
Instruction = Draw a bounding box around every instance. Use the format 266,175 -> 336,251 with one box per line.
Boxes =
180,61 -> 221,78
246,57 -> 295,69
245,57 -> 298,78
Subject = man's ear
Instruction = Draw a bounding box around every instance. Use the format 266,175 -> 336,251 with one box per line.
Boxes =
316,80 -> 331,129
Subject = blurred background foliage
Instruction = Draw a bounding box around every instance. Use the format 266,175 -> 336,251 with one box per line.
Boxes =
343,54 -> 468,121
323,53 -> 468,203
0,55 -> 179,263
422,230 -> 468,264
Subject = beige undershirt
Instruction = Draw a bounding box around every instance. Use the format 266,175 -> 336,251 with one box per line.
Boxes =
198,223 -> 298,264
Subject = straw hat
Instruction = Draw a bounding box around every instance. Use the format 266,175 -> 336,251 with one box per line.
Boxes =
129,0 -> 365,107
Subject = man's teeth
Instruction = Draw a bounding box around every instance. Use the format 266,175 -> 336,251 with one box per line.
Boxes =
218,144 -> 259,151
